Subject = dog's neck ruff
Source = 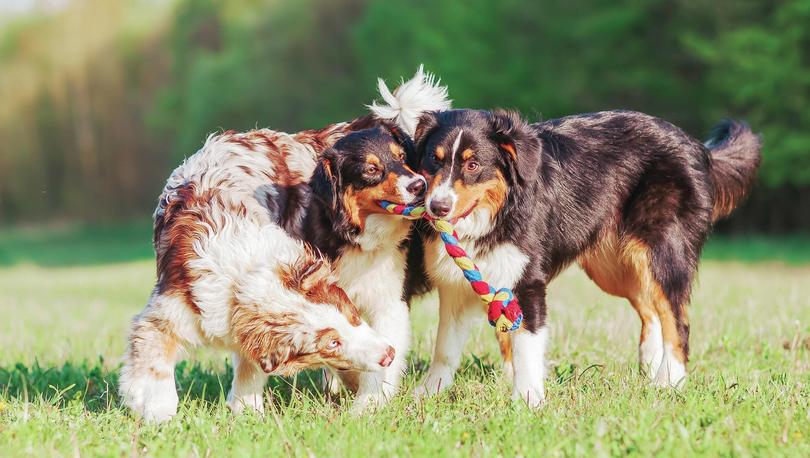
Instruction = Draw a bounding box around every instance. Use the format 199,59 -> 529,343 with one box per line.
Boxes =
379,200 -> 523,332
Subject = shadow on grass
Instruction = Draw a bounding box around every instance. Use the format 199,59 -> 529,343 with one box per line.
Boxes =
0,359 -> 329,412
0,355 -> 597,414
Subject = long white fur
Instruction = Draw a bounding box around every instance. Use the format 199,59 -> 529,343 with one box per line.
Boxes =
368,64 -> 452,137
121,135 -> 392,422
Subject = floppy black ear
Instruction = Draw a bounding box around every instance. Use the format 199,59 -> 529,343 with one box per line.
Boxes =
310,149 -> 341,211
489,109 -> 540,185
410,111 -> 440,169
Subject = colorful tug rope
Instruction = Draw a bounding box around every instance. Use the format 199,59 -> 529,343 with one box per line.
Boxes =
379,200 -> 523,332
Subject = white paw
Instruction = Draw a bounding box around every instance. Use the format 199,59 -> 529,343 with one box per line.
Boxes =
226,392 -> 265,415
653,345 -> 687,388
501,361 -> 514,384
121,376 -> 178,423
413,368 -> 454,400
139,388 -> 179,423
322,369 -> 343,397
349,392 -> 389,416
512,384 -> 545,409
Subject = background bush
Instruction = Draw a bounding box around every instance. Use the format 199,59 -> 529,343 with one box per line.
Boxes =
1,0 -> 808,232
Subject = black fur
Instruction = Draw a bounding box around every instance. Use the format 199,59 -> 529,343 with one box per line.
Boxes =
279,123 -> 421,260
408,109 -> 762,361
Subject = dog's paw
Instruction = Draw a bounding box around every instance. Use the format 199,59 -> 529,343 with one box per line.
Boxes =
511,384 -> 545,409
501,361 -> 514,384
349,393 -> 389,416
226,392 -> 265,415
121,376 -> 178,423
413,368 -> 454,400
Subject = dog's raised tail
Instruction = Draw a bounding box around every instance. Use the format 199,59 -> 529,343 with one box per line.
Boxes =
704,119 -> 762,221
368,64 -> 452,137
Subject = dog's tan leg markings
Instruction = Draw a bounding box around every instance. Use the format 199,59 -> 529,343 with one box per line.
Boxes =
579,233 -> 687,386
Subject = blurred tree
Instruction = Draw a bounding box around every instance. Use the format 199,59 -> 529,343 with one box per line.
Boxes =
0,0 -> 807,231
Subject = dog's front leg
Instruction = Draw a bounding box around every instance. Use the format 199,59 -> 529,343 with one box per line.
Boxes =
413,286 -> 478,398
510,278 -> 549,408
226,352 -> 268,415
349,299 -> 411,415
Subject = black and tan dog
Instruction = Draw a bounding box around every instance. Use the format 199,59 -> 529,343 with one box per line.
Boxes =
406,109 -> 761,407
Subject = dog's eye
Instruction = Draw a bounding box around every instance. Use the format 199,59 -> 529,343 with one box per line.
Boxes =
327,339 -> 341,350
363,164 -> 380,176
465,161 -> 480,172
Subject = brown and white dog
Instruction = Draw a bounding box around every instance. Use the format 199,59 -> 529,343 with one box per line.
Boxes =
119,130 -> 395,422
119,67 -> 451,421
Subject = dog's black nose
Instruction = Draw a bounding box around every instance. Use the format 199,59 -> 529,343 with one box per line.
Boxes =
406,178 -> 426,197
429,197 -> 452,217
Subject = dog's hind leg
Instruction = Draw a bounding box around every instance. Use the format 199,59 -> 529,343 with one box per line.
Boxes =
227,352 -> 268,414
579,232 -> 691,387
119,293 -> 187,422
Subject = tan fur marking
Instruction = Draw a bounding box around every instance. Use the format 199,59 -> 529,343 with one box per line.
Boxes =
388,143 -> 404,160
500,143 -> 517,161
434,147 -> 445,161
126,315 -> 179,380
279,254 -> 362,327
578,233 -> 687,363
366,154 -> 382,168
451,172 -> 507,220
341,172 -> 405,229
496,331 -> 512,365
461,148 -> 475,161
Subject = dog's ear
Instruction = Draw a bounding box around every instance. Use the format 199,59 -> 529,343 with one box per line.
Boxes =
489,109 -> 540,185
259,348 -> 288,374
410,111 -> 440,168
280,253 -> 335,294
311,148 -> 341,211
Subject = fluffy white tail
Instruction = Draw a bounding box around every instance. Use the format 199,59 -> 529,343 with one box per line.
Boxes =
367,64 -> 452,137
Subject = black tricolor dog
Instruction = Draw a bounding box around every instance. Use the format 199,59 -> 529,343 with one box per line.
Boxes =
406,109 -> 761,407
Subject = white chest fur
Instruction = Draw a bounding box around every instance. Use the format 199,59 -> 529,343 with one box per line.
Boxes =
336,214 -> 411,320
425,236 -> 530,305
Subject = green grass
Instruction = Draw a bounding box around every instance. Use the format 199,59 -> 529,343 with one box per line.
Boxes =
1,228 -> 809,456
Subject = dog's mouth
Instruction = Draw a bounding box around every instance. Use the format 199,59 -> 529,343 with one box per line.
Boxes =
447,200 -> 479,224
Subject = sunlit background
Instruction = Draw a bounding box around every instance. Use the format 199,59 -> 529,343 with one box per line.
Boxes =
1,0 -> 809,244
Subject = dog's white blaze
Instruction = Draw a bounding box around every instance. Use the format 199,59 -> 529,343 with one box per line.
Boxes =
511,326 -> 548,408
426,130 -> 464,218
451,129 -> 463,162
655,343 -> 687,388
639,316 -> 664,377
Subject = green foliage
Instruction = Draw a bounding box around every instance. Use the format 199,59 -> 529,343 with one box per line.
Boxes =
0,0 -> 809,226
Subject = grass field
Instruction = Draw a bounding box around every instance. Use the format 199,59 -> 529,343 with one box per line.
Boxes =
1,224 -> 809,457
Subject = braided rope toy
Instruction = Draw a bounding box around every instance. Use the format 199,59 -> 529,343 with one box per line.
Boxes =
379,200 -> 523,332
